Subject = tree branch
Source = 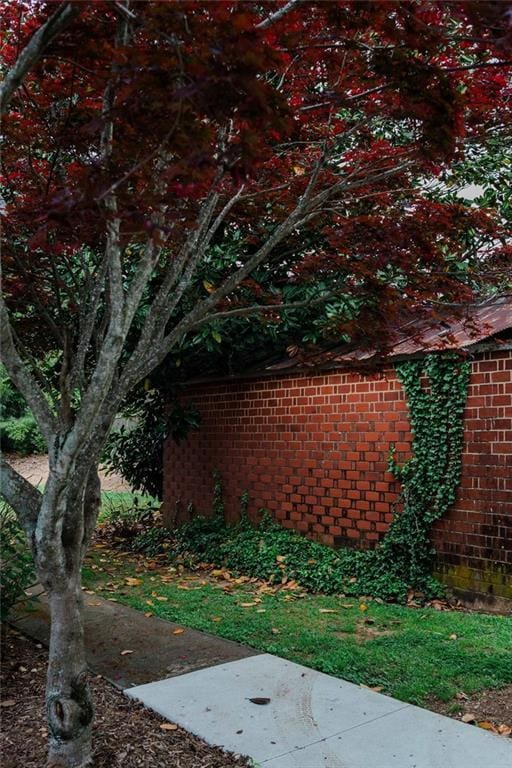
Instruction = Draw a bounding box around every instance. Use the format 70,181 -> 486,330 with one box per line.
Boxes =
191,291 -> 340,326
0,297 -> 56,440
0,2 -> 81,116
0,458 -> 41,540
256,0 -> 303,30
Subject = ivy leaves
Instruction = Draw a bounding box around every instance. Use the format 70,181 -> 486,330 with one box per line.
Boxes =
382,354 -> 471,589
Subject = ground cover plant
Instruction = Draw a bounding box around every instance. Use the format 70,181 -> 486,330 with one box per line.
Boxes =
2,2 -> 512,764
81,547 -> 512,713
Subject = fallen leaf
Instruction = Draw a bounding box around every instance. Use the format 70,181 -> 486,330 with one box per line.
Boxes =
461,713 -> 477,724
172,628 -> 185,635
249,697 -> 271,705
271,628 -> 280,634
125,577 -> 142,587
120,650 -> 134,656
276,555 -> 286,563
0,700 -> 16,708
256,608 -> 266,613
349,577 -> 357,584
144,612 -> 153,618
497,724 -> 512,736
160,723 -> 178,731
240,602 -> 257,608
156,596 -> 168,602
319,608 -> 336,614
455,692 -> 469,700
478,721 -> 498,732
449,633 -> 458,640
341,603 -> 354,609
359,603 -> 368,612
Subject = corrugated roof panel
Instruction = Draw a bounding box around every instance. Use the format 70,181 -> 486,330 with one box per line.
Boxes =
265,295 -> 512,372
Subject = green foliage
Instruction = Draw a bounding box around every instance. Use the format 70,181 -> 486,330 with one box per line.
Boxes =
150,513 -> 354,592
103,390 -> 200,499
382,354 -> 471,589
0,502 -> 35,619
212,469 -> 225,518
0,366 -> 46,455
131,526 -> 175,557
0,412 -> 46,455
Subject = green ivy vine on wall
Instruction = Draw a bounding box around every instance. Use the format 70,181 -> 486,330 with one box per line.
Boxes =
377,353 -> 471,593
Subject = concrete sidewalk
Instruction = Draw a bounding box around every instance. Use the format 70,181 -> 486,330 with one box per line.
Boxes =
127,654 -> 512,768
13,594 -> 512,768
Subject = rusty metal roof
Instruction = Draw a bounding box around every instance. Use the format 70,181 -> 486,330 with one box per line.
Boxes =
264,295 -> 512,373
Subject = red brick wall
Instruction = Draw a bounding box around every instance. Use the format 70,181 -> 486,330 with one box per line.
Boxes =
162,349 -> 512,601
431,350 -> 512,602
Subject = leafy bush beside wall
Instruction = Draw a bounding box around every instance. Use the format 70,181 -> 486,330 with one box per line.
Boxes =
103,389 -> 200,499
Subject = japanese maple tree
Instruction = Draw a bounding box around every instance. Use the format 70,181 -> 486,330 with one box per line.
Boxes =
1,1 -> 511,765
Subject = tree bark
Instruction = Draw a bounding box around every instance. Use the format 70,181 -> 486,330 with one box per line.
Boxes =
37,467 -> 101,767
46,584 -> 93,768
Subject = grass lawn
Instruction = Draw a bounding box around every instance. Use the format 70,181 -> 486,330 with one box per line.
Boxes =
82,547 -> 512,708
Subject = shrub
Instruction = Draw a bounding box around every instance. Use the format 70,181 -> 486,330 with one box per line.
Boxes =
0,365 -> 46,455
0,413 -> 46,455
103,390 -> 200,499
0,502 -> 35,619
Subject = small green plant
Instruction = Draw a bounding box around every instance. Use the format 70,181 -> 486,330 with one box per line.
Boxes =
0,502 -> 35,619
131,527 -> 174,556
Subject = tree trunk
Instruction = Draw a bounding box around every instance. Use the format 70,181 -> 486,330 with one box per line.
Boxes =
46,583 -> 93,768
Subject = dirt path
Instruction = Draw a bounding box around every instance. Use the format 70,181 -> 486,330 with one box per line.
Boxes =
4,453 -> 131,492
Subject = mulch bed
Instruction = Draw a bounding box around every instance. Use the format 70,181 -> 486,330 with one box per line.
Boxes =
1,627 -> 250,768
428,685 -> 512,737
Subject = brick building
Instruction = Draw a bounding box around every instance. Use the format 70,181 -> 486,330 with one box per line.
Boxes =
162,297 -> 512,607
